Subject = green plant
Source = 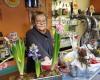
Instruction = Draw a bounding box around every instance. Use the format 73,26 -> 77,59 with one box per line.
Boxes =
51,22 -> 63,70
51,31 -> 60,70
11,39 -> 25,75
28,44 -> 41,78
35,59 -> 41,78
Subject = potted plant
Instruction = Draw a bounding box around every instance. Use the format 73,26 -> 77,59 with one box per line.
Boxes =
28,43 -> 41,78
51,20 -> 64,70
11,39 -> 25,79
28,43 -> 62,80
39,22 -> 64,79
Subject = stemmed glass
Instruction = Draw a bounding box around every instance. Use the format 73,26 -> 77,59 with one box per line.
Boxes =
83,66 -> 90,80
58,53 -> 70,80
60,62 -> 70,80
70,65 -> 79,80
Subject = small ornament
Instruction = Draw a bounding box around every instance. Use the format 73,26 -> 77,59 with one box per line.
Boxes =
90,5 -> 95,16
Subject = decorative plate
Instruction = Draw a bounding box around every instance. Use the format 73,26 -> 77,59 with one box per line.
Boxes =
4,0 -> 20,8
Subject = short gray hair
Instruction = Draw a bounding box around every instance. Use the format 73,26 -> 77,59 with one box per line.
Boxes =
31,11 -> 47,25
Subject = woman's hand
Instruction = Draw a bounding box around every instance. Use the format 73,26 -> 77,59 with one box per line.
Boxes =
44,56 -> 50,61
41,56 -> 52,65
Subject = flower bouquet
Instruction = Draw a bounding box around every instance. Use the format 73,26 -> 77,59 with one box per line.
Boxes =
78,48 -> 90,68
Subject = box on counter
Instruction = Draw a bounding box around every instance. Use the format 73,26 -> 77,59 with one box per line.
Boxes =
0,60 -> 18,76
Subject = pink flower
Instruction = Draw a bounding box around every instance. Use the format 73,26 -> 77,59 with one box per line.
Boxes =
55,22 -> 64,34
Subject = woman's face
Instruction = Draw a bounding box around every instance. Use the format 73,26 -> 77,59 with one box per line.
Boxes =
35,14 -> 47,33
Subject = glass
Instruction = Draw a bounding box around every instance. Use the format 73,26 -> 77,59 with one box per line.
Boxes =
59,52 -> 71,80
70,65 -> 79,80
63,65 -> 100,80
82,67 -> 90,80
75,65 -> 93,80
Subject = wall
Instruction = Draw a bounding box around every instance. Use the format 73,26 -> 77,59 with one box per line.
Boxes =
76,0 -> 90,37
90,0 -> 100,13
0,0 -> 52,38
77,0 -> 90,10
0,0 -> 30,38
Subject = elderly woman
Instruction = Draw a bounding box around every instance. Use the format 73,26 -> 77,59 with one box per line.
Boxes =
25,11 -> 53,73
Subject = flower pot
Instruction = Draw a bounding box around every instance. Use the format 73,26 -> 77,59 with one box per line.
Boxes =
41,65 -> 51,71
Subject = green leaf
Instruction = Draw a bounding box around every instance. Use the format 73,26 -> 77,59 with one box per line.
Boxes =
10,39 -> 25,75
51,31 -> 60,70
35,59 -> 41,78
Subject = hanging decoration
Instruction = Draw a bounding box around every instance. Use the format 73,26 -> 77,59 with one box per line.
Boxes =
4,0 -> 20,8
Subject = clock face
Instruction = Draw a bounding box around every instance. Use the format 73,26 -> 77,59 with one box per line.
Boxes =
4,0 -> 20,8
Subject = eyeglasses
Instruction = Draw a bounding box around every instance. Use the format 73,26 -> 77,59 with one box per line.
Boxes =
35,20 -> 46,24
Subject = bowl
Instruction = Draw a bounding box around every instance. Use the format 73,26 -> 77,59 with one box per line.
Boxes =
41,65 -> 51,71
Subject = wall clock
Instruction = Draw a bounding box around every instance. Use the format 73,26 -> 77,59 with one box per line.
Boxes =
4,0 -> 20,8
